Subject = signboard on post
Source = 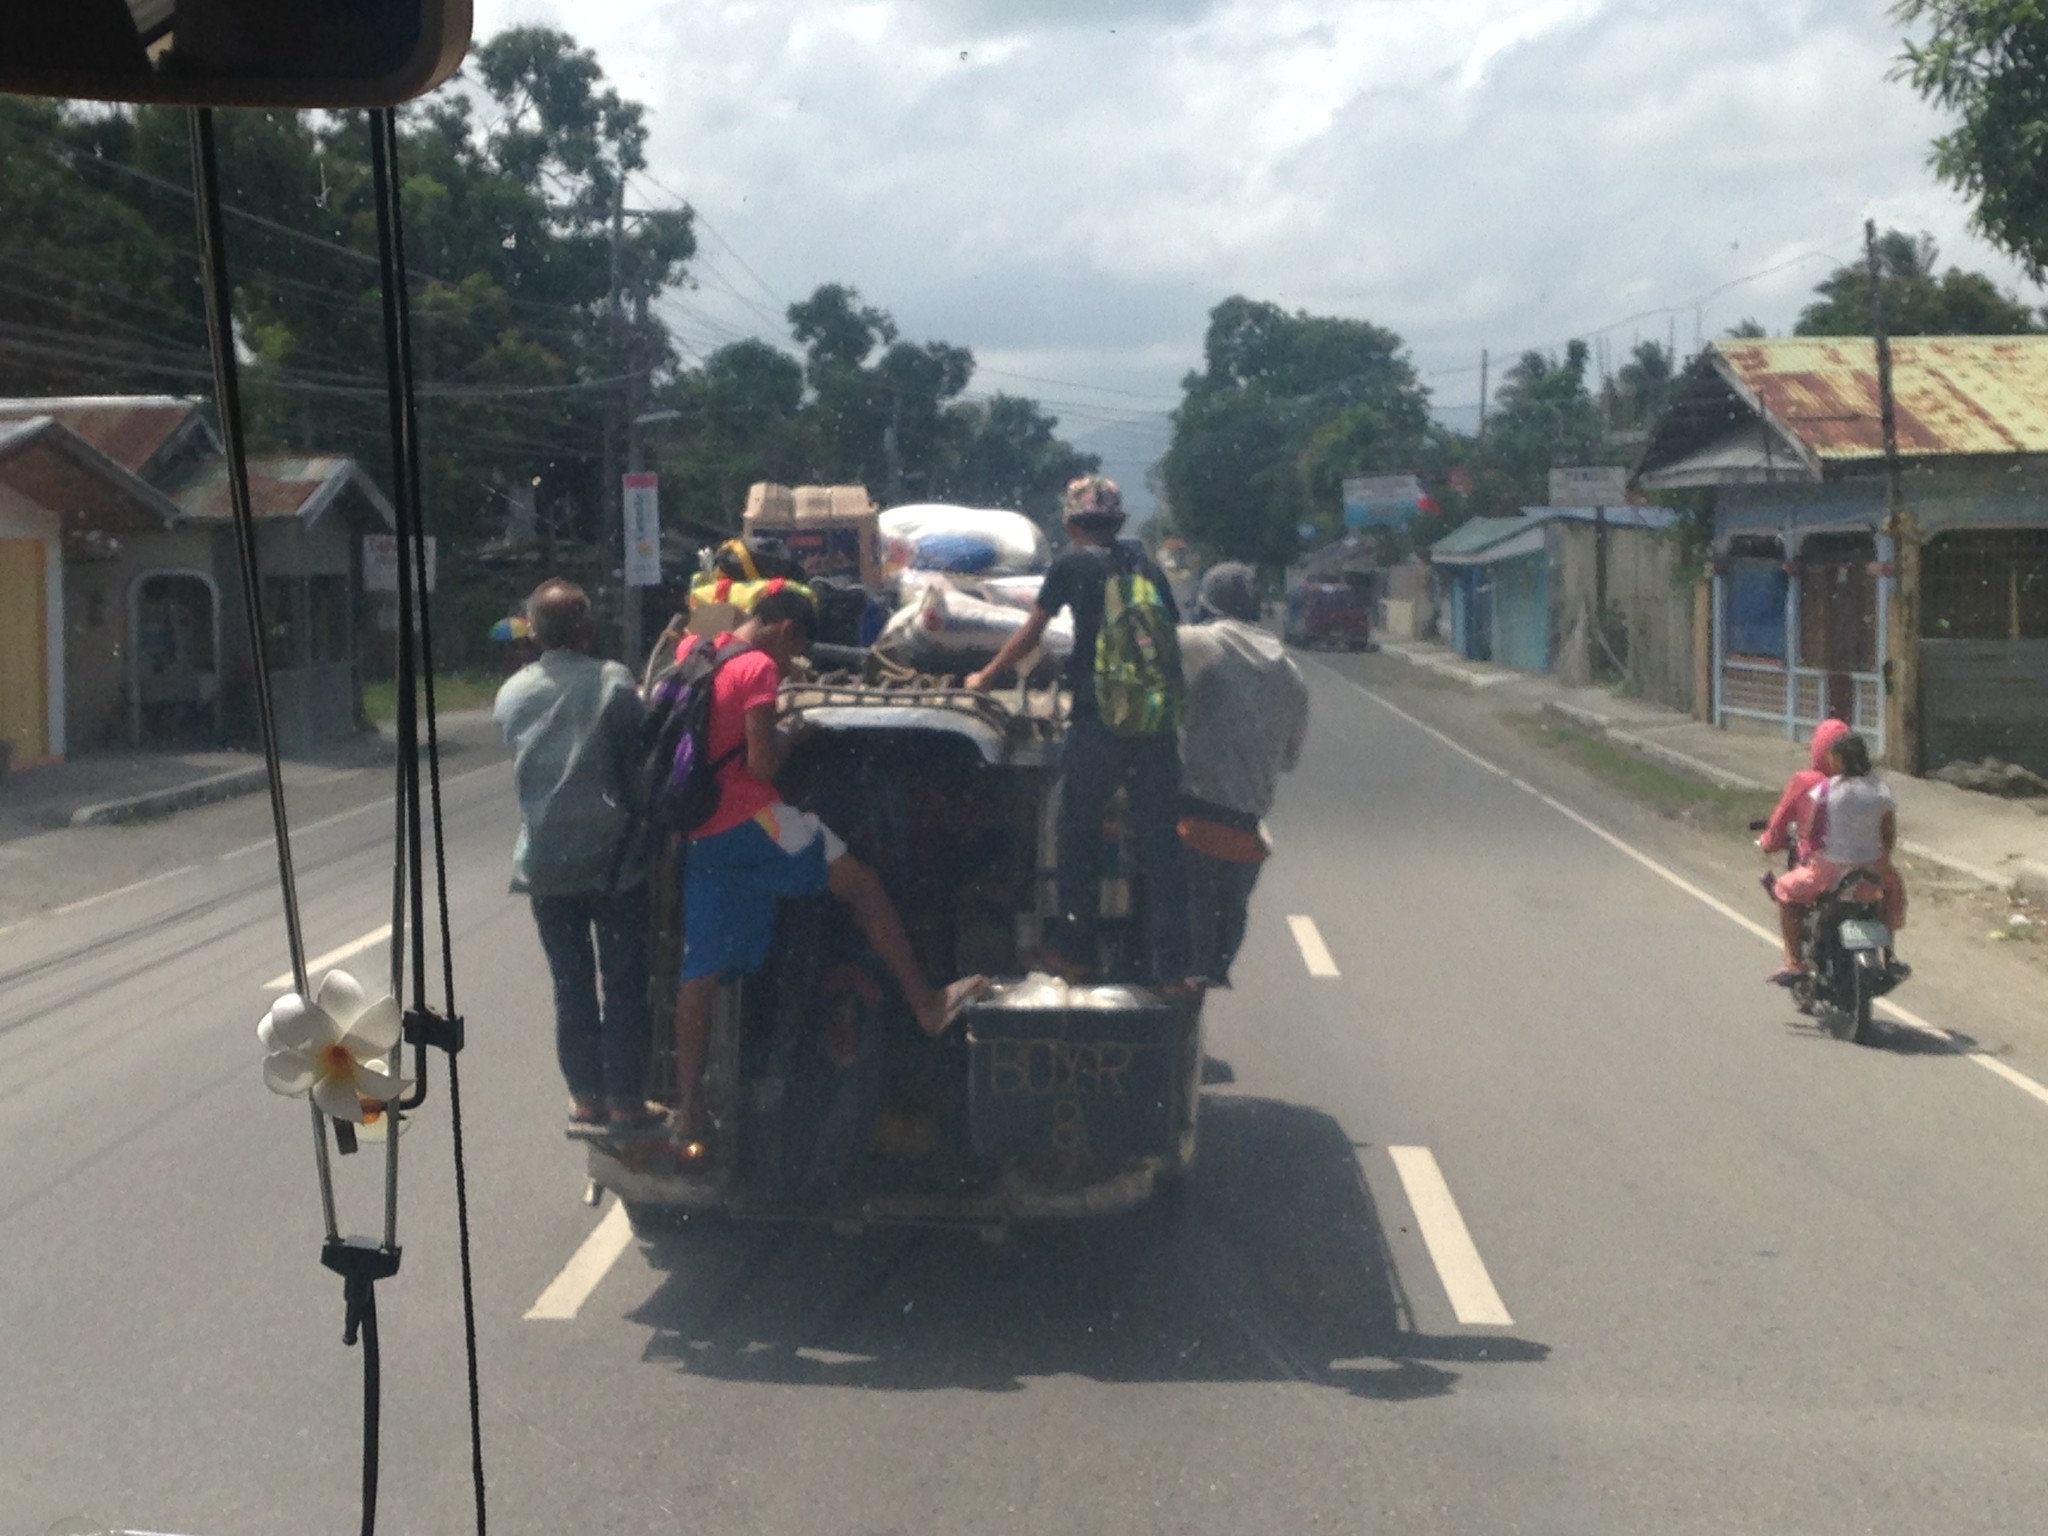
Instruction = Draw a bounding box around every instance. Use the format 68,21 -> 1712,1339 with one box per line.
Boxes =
622,472 -> 662,587
1342,474 -> 1439,528
363,533 -> 436,593
1548,466 -> 1629,507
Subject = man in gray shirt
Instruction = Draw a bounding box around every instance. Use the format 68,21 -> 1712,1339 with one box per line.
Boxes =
493,579 -> 655,1128
1178,563 -> 1309,985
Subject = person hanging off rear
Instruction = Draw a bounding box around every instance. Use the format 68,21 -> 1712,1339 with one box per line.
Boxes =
667,585 -> 986,1162
966,474 -> 1193,990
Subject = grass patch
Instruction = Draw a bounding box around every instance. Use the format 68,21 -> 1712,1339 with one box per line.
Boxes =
361,670 -> 502,724
1505,712 -> 1759,833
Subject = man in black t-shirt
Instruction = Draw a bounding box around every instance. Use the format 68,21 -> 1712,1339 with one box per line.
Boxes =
967,476 -> 1190,985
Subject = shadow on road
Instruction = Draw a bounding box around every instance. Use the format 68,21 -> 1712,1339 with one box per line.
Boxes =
624,1093 -> 1548,1400
1778,1010 -> 1983,1058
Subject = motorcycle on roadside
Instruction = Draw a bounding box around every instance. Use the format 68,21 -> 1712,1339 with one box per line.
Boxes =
1751,819 -> 1912,1045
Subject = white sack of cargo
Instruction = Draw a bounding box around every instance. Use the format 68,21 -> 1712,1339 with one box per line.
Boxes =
879,503 -> 1050,575
978,573 -> 1045,612
873,580 -> 1071,671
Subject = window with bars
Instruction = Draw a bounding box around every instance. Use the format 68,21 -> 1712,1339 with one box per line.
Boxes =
1922,529 -> 2048,641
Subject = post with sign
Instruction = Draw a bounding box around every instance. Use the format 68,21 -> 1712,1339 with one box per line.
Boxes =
363,533 -> 436,678
621,472 -> 662,668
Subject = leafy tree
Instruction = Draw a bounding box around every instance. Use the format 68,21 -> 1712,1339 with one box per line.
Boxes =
649,295 -> 1095,529
0,98 -> 209,396
1599,340 -> 1678,433
1725,318 -> 1769,338
0,28 -> 702,552
1466,340 -> 1606,514
935,393 -> 1099,525
1794,227 -> 2038,335
1894,1 -> 2048,280
1162,296 -> 1432,565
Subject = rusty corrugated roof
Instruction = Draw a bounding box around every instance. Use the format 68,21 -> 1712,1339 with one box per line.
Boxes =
168,454 -> 362,521
0,395 -> 205,475
1715,336 -> 2048,463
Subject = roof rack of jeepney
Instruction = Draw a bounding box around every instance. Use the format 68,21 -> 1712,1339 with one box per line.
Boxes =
784,654 -> 1065,757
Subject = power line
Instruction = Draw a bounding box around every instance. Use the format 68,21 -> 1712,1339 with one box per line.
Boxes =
633,170 -> 788,315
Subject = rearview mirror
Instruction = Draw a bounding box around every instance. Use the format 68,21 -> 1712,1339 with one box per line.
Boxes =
1,0 -> 471,107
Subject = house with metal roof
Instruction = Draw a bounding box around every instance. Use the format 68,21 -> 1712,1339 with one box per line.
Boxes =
0,396 -> 393,758
1636,336 -> 2048,773
1429,505 -> 1681,681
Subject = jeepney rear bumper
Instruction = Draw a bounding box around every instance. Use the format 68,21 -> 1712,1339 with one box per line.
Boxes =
587,1146 -> 1168,1226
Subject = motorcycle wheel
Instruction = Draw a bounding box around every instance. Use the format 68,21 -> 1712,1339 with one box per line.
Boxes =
1847,957 -> 1875,1046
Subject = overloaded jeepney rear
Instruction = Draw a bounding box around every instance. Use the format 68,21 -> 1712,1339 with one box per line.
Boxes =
586,672 -> 1202,1236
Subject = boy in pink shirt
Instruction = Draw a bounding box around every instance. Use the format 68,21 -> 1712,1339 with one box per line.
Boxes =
667,588 -> 984,1157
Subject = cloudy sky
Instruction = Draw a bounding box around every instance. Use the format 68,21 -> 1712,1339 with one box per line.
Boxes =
474,0 -> 2037,512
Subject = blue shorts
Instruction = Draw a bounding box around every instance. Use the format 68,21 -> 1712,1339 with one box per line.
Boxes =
681,805 -> 846,981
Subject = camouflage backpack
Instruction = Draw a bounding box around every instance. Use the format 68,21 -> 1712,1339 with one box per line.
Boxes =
1094,547 -> 1185,736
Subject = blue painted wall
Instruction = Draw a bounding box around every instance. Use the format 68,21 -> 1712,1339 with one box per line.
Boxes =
1492,554 -> 1550,671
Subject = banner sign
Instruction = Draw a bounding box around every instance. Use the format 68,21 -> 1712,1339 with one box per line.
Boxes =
363,533 -> 436,593
1548,465 -> 1629,506
1342,474 -> 1439,528
623,472 -> 662,587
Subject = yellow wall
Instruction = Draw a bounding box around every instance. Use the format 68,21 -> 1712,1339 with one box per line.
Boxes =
0,537 -> 50,762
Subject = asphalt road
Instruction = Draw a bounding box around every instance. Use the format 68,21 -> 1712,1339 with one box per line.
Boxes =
6,653 -> 2048,1535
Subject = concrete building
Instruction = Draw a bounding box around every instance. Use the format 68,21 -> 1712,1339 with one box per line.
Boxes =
0,396 -> 393,761
1429,506 -> 1682,685
1635,337 -> 2048,774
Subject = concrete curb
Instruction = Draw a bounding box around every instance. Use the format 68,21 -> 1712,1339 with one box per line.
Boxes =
69,765 -> 267,827
1540,698 -> 1772,793
1381,645 -> 1520,691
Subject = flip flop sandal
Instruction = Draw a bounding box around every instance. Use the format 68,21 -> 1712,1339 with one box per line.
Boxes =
606,1103 -> 671,1136
930,975 -> 991,1037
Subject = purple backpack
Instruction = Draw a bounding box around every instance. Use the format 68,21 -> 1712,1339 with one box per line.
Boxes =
637,637 -> 757,835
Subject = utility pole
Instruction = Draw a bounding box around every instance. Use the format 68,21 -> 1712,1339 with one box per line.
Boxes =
1476,348 -> 1489,443
883,384 -> 904,504
601,178 -> 625,658
1867,217 -> 1921,773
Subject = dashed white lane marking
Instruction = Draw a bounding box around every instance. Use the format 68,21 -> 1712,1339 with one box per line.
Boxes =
261,924 -> 393,992
1322,665 -> 2048,1112
526,1200 -> 635,1321
1388,1145 -> 1514,1326
1287,914 -> 1341,977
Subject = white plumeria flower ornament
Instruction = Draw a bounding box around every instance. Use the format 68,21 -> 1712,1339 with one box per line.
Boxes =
258,968 -> 412,1124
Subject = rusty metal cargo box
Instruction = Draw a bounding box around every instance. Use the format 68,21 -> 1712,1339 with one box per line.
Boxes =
964,978 -> 1182,1162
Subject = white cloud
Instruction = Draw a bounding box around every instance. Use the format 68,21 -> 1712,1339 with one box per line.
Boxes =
470,0 -> 2042,506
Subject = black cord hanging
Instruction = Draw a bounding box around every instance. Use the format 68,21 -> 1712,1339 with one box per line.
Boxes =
189,102 -> 486,1536
188,104 -> 396,1529
368,105 -> 489,1536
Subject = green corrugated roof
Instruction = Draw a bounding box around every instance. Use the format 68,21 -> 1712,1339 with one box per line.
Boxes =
1428,515 -> 1533,558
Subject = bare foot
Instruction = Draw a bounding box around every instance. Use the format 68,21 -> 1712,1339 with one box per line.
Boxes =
915,975 -> 989,1038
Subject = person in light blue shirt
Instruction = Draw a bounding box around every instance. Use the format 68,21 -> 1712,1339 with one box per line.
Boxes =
493,579 -> 655,1129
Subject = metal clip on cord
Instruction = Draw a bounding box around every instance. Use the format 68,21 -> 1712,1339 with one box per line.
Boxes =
397,1007 -> 464,1111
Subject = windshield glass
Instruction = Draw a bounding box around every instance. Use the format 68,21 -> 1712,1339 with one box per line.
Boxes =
7,4 -> 2048,1534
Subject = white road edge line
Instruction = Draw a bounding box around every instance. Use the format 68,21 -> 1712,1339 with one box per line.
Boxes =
526,1200 -> 635,1321
1387,1145 -> 1514,1327
1324,664 -> 2048,1108
1287,914 -> 1341,977
262,924 -> 393,992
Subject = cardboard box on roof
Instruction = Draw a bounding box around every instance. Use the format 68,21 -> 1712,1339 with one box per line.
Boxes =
744,481 -> 797,524
742,480 -> 882,588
